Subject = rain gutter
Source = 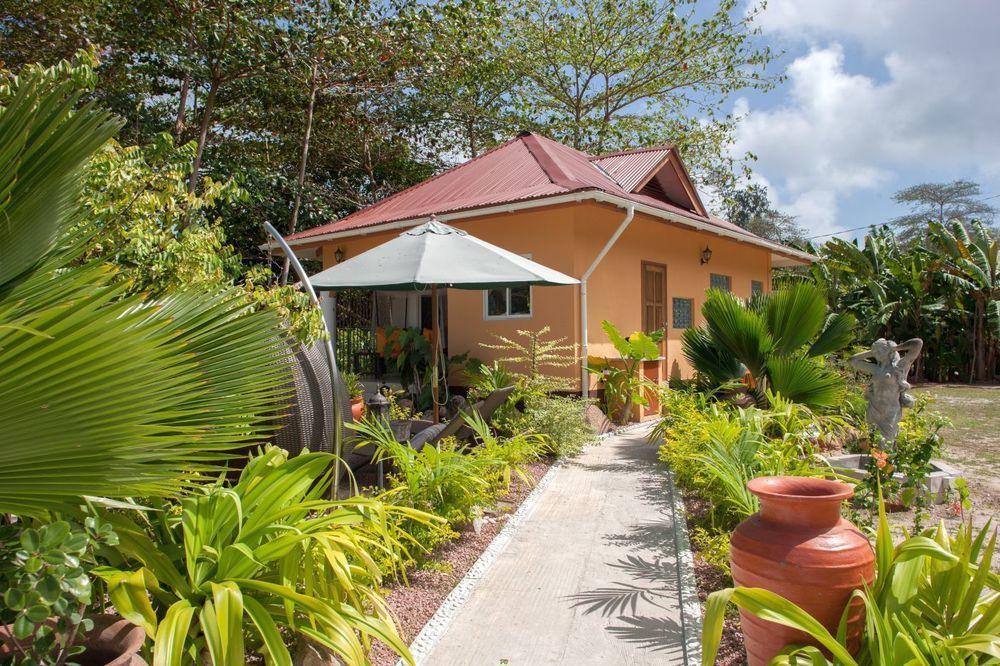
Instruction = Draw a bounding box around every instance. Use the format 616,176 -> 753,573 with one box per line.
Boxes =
580,202 -> 634,399
271,191 -> 815,267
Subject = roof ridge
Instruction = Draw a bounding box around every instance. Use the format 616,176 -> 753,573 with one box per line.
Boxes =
590,144 -> 675,160
295,135 -> 528,238
519,133 -> 586,189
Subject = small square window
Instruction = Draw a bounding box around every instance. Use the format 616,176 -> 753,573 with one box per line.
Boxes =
710,273 -> 732,292
484,286 -> 532,319
751,280 -> 764,295
672,298 -> 693,329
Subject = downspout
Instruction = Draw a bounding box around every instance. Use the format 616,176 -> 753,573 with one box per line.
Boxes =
580,203 -> 635,399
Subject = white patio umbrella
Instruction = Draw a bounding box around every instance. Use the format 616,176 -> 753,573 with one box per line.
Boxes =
309,217 -> 579,421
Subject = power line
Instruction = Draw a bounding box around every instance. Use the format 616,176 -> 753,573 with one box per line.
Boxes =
805,224 -> 884,241
805,192 -> 999,240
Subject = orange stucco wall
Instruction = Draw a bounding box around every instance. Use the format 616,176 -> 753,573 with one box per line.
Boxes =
306,199 -> 772,390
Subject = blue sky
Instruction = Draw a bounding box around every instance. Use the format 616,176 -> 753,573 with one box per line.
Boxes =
726,1 -> 1000,242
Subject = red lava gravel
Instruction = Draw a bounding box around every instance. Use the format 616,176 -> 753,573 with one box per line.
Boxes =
368,459 -> 552,666
682,491 -> 747,666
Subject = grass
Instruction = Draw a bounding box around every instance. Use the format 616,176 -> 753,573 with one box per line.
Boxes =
909,384 -> 999,567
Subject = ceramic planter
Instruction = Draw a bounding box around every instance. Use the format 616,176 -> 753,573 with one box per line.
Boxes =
730,476 -> 874,666
350,396 -> 365,420
0,614 -> 146,666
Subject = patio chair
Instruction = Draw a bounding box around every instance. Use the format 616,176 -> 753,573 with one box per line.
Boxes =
407,385 -> 516,451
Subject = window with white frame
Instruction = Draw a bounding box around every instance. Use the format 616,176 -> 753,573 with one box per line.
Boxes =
485,285 -> 531,319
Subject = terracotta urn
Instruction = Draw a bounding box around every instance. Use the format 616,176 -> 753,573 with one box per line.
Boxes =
350,396 -> 365,420
730,476 -> 874,666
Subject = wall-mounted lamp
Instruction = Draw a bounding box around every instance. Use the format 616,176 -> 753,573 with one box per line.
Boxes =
700,245 -> 713,265
334,247 -> 345,263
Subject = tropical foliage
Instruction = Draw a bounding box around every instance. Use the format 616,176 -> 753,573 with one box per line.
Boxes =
654,389 -> 827,527
792,220 -> 998,383
701,494 -> 1000,665
96,448 -> 433,665
587,320 -> 663,424
682,283 -> 856,409
0,0 -> 777,264
347,412 -> 549,563
0,55 -> 292,516
480,325 -> 578,392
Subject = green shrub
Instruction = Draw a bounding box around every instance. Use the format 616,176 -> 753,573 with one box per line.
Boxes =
654,388 -> 824,528
515,394 -> 595,458
0,517 -> 118,665
348,418 -> 496,560
682,284 -> 856,409
689,527 -> 732,577
96,447 -> 435,665
586,320 -> 662,425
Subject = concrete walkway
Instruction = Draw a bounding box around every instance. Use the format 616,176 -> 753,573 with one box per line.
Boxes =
419,425 -> 699,665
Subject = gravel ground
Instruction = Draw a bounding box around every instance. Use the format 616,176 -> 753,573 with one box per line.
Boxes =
368,459 -> 552,666
682,492 -> 747,666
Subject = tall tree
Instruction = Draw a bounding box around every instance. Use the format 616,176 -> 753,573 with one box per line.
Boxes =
505,0 -> 778,187
724,184 -> 805,244
891,180 -> 997,243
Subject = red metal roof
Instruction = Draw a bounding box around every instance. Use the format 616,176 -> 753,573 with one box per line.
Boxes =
590,147 -> 672,192
286,133 -> 751,245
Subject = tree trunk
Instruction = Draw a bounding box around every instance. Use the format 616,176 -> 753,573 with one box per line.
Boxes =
187,77 -> 220,203
174,74 -> 190,139
280,60 -> 319,286
973,298 -> 987,382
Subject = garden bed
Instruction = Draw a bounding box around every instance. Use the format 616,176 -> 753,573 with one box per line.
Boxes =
681,491 -> 747,666
368,459 -> 552,666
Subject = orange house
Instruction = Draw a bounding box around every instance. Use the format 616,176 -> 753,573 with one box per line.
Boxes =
277,132 -> 812,403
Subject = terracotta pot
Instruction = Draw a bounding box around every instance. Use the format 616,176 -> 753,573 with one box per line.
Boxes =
730,476 -> 874,666
1,614 -> 146,666
350,396 -> 365,420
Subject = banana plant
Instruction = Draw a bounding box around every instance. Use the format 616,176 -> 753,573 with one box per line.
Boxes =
701,493 -> 1000,665
682,284 -> 855,409
587,320 -> 663,424
929,219 -> 999,382
95,447 -> 438,666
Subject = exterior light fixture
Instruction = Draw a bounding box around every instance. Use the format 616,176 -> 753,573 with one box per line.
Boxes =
700,245 -> 713,265
334,247 -> 345,263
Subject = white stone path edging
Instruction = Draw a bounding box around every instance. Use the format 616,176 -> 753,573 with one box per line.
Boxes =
399,421 -> 704,665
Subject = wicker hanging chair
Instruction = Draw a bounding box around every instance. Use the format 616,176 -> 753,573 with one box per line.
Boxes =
272,341 -> 371,470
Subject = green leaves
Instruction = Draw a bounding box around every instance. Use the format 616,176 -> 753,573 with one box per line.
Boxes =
0,60 -> 293,516
103,447 -> 430,666
682,285 -> 854,410
1,517 -> 117,664
700,491 -> 1000,665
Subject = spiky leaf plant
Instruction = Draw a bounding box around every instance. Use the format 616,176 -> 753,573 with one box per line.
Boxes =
682,284 -> 855,409
0,55 -> 291,515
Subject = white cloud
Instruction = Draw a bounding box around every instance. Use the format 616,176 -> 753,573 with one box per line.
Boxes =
733,1 -> 1000,236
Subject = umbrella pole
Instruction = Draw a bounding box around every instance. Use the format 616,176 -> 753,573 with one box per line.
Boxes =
431,285 -> 440,423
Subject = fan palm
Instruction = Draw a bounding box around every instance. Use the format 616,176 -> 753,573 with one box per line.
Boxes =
0,58 -> 292,516
682,284 -> 855,409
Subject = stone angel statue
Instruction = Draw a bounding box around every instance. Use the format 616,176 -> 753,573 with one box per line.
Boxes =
849,338 -> 923,444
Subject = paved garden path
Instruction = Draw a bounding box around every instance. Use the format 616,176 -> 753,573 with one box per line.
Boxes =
418,424 -> 700,665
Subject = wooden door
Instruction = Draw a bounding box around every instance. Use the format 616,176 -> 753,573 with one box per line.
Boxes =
641,261 -> 667,333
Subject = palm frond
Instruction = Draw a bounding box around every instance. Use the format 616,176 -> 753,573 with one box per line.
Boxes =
767,357 -> 844,410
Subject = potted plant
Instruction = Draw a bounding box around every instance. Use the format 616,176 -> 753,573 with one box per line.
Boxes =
344,371 -> 366,419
